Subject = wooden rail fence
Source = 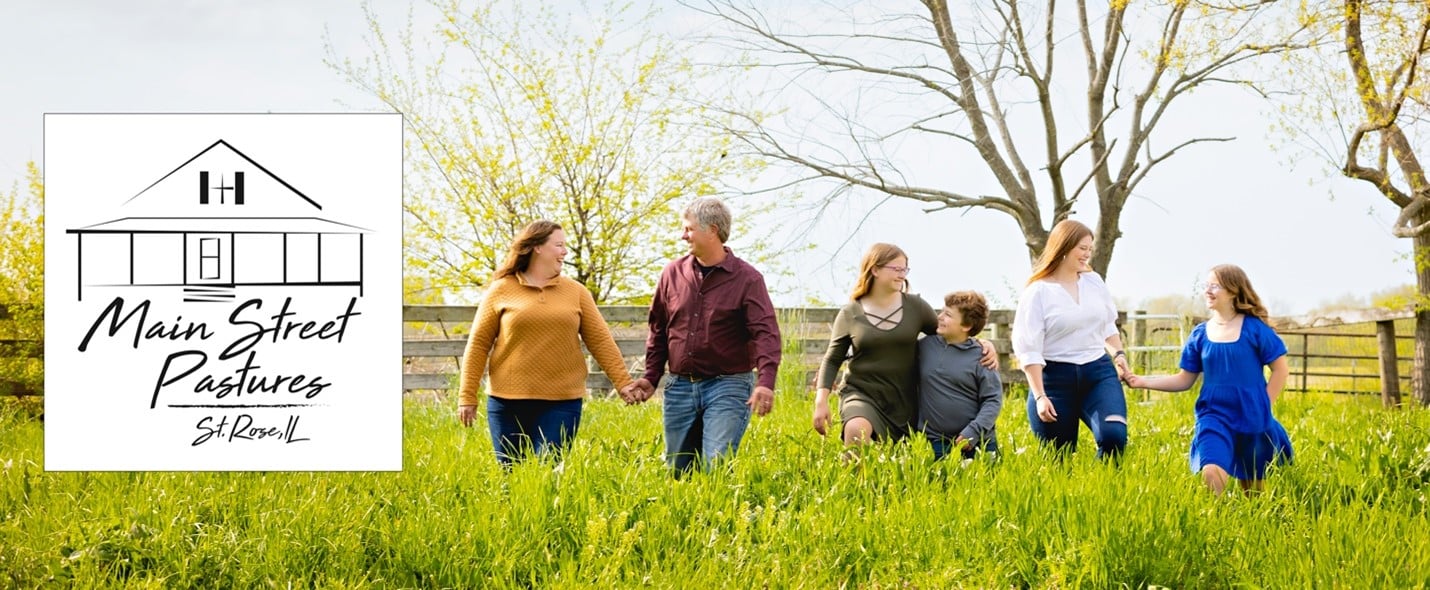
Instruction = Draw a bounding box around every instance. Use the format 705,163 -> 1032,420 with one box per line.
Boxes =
400,305 -> 1031,395
1279,317 -> 1415,406
0,303 -> 41,397
9,301 -> 1414,405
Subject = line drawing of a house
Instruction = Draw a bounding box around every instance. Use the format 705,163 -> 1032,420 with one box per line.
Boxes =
66,139 -> 370,302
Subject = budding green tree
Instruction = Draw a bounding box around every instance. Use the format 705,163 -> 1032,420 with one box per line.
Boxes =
330,0 -> 767,304
0,162 -> 43,396
1279,0 -> 1429,406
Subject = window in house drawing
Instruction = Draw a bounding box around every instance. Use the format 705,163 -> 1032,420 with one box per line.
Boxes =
199,171 -> 244,205
199,237 -> 220,280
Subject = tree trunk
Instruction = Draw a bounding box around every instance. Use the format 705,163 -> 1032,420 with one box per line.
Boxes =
1091,188 -> 1127,277
1415,222 -> 1430,406
1021,216 -> 1050,269
1091,213 -> 1120,277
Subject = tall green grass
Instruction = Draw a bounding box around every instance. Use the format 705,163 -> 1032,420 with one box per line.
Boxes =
2,390 -> 1428,588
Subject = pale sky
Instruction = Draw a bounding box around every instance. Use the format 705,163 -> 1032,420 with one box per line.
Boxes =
0,0 -> 1414,316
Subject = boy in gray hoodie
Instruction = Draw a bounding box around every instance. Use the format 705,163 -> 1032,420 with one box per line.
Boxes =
917,291 -> 1003,461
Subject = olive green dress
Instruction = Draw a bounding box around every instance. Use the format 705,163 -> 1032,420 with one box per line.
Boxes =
817,293 -> 938,439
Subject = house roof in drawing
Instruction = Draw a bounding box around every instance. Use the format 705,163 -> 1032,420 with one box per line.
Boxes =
127,139 -> 322,209
66,217 -> 370,235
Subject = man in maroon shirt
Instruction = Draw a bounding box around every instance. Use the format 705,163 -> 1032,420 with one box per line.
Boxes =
630,197 -> 782,475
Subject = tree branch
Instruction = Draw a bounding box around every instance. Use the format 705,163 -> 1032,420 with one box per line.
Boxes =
1128,136 -> 1235,194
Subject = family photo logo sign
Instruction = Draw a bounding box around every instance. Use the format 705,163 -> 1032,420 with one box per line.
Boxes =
44,114 -> 402,470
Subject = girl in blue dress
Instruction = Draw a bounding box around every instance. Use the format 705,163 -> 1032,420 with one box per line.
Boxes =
1125,264 -> 1292,495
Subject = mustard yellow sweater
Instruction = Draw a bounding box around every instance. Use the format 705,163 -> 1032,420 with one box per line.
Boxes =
458,274 -> 633,405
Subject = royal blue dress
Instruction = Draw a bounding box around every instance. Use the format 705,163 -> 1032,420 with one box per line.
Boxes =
1179,315 -> 1293,480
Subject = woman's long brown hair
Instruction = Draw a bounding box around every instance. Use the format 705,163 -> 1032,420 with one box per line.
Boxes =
850,243 -> 908,301
1211,264 -> 1271,324
492,220 -> 562,282
1027,219 -> 1094,285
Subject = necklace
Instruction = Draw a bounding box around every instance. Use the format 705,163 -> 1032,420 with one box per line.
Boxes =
1211,313 -> 1239,325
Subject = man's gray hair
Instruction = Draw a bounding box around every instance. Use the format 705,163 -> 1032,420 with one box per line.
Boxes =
684,197 -> 732,243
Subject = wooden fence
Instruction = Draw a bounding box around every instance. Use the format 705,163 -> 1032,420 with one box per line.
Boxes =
1278,314 -> 1415,406
399,305 -> 1033,395
1112,309 -> 1416,405
6,301 -> 1414,404
0,303 -> 42,397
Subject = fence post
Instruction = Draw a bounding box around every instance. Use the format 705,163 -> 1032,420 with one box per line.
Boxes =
1131,310 -> 1147,374
1299,333 -> 1309,393
991,316 -> 1014,393
1376,319 -> 1402,408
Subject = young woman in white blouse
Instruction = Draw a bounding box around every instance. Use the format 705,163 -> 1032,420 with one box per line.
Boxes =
1012,220 -> 1131,460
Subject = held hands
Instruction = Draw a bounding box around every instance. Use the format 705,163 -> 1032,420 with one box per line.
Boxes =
1112,353 -> 1131,378
617,382 -> 638,404
619,378 -> 656,405
1111,353 -> 1142,388
747,385 -> 775,417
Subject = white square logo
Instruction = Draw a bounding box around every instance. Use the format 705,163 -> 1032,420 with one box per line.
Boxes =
44,113 -> 402,470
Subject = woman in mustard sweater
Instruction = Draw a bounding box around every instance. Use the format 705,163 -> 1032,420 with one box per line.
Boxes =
458,220 -> 639,466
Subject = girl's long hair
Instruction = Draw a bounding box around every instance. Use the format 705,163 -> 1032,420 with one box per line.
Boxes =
850,243 -> 908,301
1027,219 -> 1093,285
1211,264 -> 1271,324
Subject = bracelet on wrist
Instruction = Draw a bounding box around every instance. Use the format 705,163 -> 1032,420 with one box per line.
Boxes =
1113,350 -> 1126,359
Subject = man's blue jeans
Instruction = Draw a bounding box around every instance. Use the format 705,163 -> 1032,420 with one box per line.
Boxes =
662,372 -> 754,475
486,396 -> 583,466
1026,355 -> 1128,460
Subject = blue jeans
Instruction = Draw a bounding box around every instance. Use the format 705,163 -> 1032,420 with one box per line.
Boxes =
1026,355 -> 1128,460
662,372 -> 754,475
486,396 -> 583,466
928,434 -> 1000,461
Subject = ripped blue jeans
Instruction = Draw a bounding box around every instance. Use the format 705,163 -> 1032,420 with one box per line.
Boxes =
1027,355 -> 1128,460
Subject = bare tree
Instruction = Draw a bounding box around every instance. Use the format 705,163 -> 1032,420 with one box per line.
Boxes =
687,0 -> 1313,276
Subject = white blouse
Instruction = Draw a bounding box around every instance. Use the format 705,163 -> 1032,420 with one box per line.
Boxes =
1012,271 -> 1119,367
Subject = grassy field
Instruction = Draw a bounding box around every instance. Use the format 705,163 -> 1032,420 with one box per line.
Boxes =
3,389 -> 1429,588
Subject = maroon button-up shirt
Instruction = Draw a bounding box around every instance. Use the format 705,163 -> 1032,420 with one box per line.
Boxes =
644,247 -> 782,391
